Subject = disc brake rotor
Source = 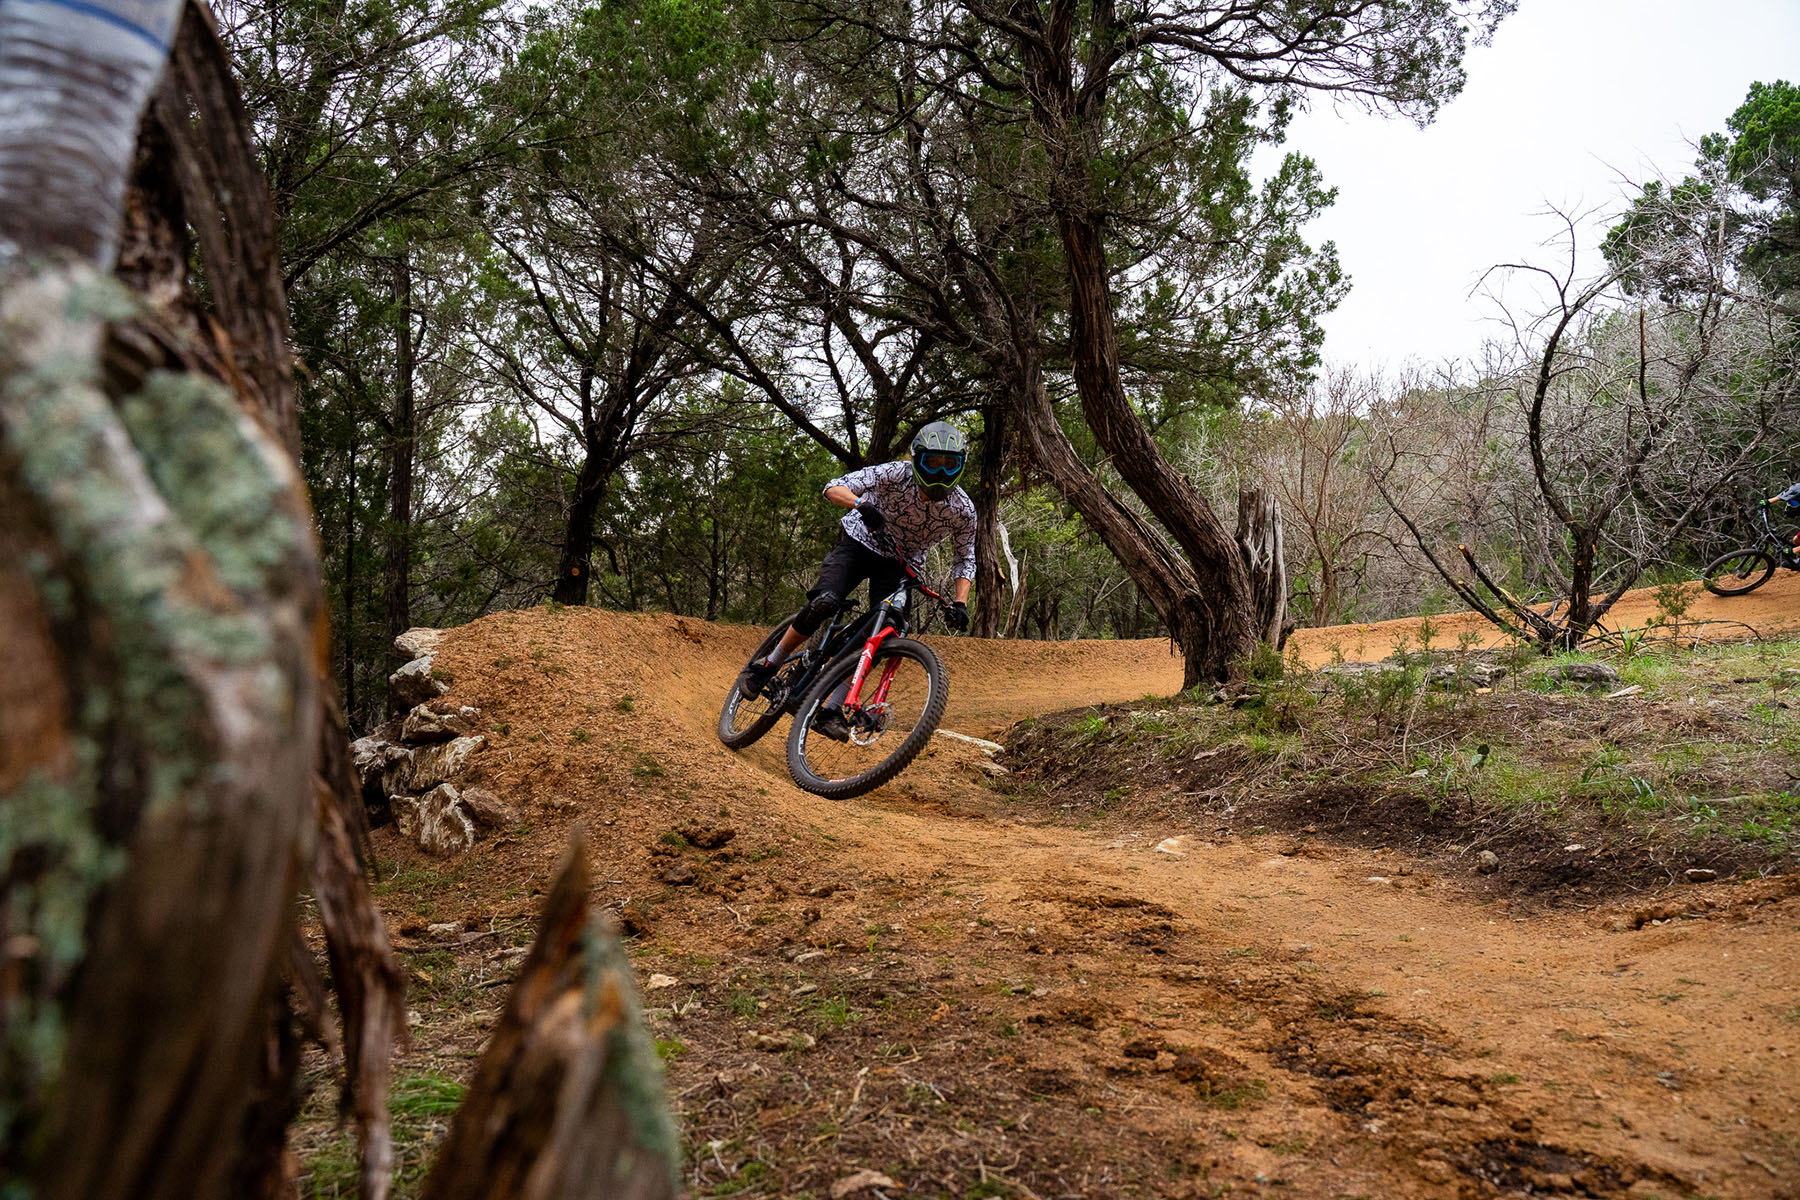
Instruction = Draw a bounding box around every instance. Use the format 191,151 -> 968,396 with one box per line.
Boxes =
849,702 -> 891,746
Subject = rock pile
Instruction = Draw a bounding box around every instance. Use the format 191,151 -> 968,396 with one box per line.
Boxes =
350,628 -> 515,856
1316,656 -> 1510,691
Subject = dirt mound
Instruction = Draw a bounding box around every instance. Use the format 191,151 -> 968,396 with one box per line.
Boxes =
998,685 -> 1797,906
338,600 -> 1800,1200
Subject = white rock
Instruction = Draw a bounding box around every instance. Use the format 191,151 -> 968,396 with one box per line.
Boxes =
1154,836 -> 1194,856
401,702 -> 481,744
403,784 -> 475,856
393,794 -> 421,840
394,627 -> 444,659
645,973 -> 680,990
352,736 -> 405,798
831,1170 -> 897,1199
397,735 -> 485,791
935,728 -> 1005,755
1542,662 -> 1621,689
390,655 -> 448,706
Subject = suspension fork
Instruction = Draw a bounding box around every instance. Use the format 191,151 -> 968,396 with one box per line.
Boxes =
843,605 -> 901,709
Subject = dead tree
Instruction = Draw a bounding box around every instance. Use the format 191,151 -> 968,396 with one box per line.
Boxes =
1377,212 -> 1797,649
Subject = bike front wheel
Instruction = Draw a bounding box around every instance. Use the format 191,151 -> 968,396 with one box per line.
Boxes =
1701,548 -> 1776,596
786,637 -> 948,800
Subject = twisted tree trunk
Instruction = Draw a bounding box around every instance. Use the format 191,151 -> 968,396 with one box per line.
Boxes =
971,400 -> 1010,637
4,4 -> 402,1196
1010,7 -> 1264,682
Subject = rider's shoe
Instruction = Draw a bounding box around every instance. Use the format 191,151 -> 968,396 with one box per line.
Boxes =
810,708 -> 852,742
738,659 -> 777,699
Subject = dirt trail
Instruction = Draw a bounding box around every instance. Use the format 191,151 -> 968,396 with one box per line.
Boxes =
1284,568 -> 1800,668
412,578 -> 1800,1199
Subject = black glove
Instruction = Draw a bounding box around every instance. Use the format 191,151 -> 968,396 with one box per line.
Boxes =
855,497 -> 886,532
946,601 -> 969,632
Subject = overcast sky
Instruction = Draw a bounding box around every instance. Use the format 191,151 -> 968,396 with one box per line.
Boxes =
1268,0 -> 1800,370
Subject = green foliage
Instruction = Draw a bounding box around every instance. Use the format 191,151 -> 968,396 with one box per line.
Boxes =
1606,79 -> 1800,299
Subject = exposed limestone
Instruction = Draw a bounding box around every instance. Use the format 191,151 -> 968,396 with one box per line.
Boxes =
394,784 -> 475,856
1541,662 -> 1621,689
393,627 -> 444,659
396,735 -> 485,792
389,655 -> 448,706
401,701 -> 481,743
352,736 -> 411,803
1426,661 -> 1508,690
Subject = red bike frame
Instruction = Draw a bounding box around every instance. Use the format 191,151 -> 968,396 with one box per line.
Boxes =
840,565 -> 945,712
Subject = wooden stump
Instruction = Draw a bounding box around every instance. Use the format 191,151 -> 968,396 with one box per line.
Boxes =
423,830 -> 679,1200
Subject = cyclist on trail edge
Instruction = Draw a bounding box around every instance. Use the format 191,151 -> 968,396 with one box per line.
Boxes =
738,421 -> 977,740
1770,484 -> 1800,550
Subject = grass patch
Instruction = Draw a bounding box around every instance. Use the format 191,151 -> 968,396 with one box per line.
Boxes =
299,1070 -> 466,1198
1198,1078 -> 1267,1110
1005,635 -> 1800,880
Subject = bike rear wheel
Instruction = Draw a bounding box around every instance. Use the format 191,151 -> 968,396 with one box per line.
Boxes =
786,637 -> 947,800
1701,548 -> 1776,596
718,615 -> 800,750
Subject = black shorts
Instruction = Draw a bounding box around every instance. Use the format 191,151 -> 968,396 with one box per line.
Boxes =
794,534 -> 905,634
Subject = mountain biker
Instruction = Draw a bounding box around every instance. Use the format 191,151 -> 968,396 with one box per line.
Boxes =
739,421 -> 977,740
1770,484 -> 1800,551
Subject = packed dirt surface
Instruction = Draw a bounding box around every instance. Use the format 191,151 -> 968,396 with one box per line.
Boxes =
359,576 -> 1800,1199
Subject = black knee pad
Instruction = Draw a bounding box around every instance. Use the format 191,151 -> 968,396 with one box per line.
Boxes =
794,590 -> 841,635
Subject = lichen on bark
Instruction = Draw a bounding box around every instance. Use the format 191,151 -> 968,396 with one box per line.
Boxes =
0,259 -> 321,1196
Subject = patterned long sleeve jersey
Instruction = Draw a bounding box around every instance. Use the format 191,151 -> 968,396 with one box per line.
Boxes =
825,461 -> 978,581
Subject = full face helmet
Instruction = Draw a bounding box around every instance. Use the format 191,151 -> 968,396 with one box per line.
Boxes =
910,421 -> 968,501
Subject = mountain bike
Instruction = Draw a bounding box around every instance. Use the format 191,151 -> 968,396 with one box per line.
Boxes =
716,539 -> 953,799
1701,503 -> 1800,596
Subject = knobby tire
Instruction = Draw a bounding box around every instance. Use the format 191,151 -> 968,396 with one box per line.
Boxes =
1701,548 -> 1776,597
717,615 -> 799,750
785,637 -> 947,800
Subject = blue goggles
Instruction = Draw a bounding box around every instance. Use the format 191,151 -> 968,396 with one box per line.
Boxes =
916,450 -> 964,479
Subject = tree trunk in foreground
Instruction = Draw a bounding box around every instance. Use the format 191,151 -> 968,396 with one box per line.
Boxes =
1,261 -> 322,1200
4,3 -> 404,1197
423,830 -> 680,1200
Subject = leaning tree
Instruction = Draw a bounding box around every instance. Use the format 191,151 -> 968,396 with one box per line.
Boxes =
730,0 -> 1513,683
